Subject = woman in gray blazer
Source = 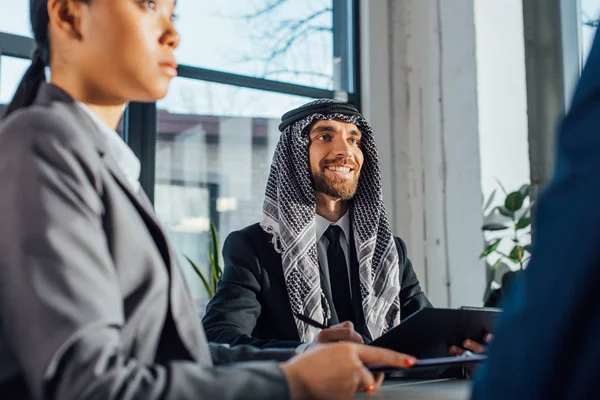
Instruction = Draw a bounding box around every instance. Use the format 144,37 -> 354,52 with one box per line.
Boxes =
0,1 -> 416,399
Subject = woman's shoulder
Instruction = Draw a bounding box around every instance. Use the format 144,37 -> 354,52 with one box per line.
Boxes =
0,103 -> 81,143
0,104 -> 91,154
0,103 -> 102,180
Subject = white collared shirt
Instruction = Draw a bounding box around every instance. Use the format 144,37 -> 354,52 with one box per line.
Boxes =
75,102 -> 141,193
315,210 -> 353,296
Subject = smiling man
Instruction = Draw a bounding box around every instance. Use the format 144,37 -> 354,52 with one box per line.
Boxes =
202,99 -> 432,352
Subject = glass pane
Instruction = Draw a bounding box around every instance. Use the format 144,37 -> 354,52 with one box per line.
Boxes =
582,0 -> 600,62
174,0 -> 336,90
155,77 -> 313,311
0,1 -> 32,37
0,56 -> 30,111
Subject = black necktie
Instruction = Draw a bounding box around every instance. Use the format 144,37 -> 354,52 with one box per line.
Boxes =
324,225 -> 353,324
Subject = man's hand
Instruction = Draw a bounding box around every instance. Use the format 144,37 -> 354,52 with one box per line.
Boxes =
282,343 -> 417,400
312,321 -> 364,345
448,333 -> 493,356
449,333 -> 493,378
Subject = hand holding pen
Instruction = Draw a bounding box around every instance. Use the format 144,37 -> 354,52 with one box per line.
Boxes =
288,313 -> 416,395
294,312 -> 364,345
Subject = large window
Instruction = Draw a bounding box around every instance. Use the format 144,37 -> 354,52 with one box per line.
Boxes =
0,0 -> 30,38
150,1 -> 360,311
0,56 -> 29,105
155,80 -> 316,308
582,0 -> 600,61
174,0 -> 338,90
153,0 -> 360,310
0,1 -> 31,110
0,1 -> 361,312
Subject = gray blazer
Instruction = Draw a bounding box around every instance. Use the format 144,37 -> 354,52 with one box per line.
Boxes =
0,84 -> 293,400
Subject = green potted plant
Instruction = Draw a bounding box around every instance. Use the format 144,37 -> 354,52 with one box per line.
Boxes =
480,182 -> 533,307
184,222 -> 223,298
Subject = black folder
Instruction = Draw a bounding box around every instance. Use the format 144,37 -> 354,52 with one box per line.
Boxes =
368,353 -> 487,374
370,307 -> 500,359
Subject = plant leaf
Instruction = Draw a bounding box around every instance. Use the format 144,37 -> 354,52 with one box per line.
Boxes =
521,200 -> 535,219
483,208 -> 512,226
210,222 -> 223,281
483,189 -> 497,212
480,239 -> 501,258
482,223 -> 510,231
509,245 -> 524,263
184,255 -> 214,298
518,184 -> 531,198
207,222 -> 222,294
505,192 -> 525,212
497,206 -> 514,218
515,216 -> 531,231
495,178 -> 507,195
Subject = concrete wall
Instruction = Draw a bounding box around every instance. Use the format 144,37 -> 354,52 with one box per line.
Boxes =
361,0 -> 485,307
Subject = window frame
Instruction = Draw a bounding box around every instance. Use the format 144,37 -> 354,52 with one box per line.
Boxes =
0,0 -> 361,202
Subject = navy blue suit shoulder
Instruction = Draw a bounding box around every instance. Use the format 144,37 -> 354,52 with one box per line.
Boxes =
471,29 -> 600,399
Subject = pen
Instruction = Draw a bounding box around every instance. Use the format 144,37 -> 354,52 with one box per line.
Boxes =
294,312 -> 329,330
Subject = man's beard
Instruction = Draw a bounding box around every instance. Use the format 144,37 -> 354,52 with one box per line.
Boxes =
313,163 -> 360,200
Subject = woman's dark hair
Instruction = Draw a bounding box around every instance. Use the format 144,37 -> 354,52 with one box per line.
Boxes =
1,0 -> 88,120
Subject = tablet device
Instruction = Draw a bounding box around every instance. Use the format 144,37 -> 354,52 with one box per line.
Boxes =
368,353 -> 487,373
370,307 -> 500,358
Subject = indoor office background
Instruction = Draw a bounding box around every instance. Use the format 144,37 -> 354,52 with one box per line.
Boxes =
0,0 -> 597,314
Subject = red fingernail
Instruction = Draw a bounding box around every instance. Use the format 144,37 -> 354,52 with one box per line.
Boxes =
404,358 -> 417,367
366,385 -> 375,393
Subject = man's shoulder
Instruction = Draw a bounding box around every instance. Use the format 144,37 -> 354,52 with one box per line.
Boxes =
225,223 -> 273,250
228,223 -> 265,240
223,223 -> 282,273
391,235 -> 406,249
391,235 -> 409,261
238,222 -> 264,236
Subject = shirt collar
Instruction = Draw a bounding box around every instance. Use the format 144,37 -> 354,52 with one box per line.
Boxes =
315,209 -> 351,243
75,102 -> 141,192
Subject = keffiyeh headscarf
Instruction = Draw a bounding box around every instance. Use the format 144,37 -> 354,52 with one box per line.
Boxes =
261,99 -> 401,342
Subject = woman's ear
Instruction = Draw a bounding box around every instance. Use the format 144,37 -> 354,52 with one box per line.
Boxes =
47,0 -> 85,40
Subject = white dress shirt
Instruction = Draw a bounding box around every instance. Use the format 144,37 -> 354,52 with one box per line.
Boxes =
315,210 -> 353,296
75,102 -> 141,193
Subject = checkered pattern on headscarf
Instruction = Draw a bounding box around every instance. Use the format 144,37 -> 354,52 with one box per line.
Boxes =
261,100 -> 401,342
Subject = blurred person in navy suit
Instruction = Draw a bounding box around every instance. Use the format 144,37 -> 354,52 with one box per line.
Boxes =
471,27 -> 600,400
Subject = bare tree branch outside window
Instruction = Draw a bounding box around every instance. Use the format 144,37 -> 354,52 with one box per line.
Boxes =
223,0 -> 334,89
583,11 -> 600,27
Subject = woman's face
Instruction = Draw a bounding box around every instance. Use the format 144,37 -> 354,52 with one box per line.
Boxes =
52,0 -> 180,103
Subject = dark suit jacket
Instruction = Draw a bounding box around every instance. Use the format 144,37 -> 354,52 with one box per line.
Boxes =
0,84 -> 293,400
203,223 -> 432,348
471,29 -> 600,399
